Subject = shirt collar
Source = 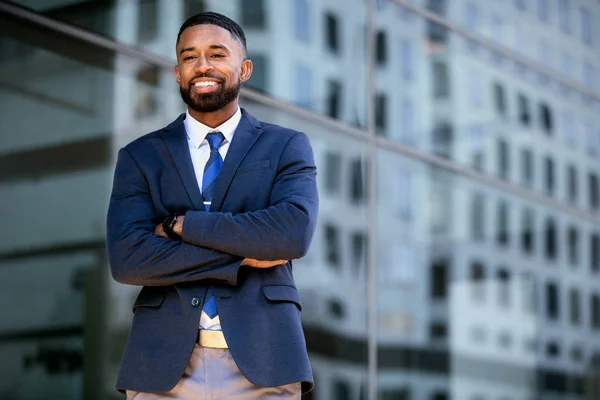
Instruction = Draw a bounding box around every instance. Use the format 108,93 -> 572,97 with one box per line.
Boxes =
184,107 -> 242,149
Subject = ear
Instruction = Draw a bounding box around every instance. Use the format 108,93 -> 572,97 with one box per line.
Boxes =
239,59 -> 253,83
174,65 -> 181,85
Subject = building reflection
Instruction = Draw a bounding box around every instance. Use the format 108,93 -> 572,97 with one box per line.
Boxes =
1,0 -> 600,399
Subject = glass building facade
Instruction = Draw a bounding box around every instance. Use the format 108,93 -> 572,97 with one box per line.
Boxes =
1,0 -> 600,399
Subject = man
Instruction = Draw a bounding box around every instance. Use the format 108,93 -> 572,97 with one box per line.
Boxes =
106,11 -> 318,399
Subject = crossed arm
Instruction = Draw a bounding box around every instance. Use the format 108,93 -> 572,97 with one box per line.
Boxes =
106,132 -> 318,287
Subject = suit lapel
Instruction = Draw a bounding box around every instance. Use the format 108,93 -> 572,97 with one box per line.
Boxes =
211,109 -> 263,211
161,114 -> 205,210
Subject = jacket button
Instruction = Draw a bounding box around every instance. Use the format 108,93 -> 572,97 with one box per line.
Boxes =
191,297 -> 200,307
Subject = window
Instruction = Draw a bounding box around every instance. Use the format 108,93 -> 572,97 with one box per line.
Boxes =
562,111 -> 575,146
567,164 -> 578,203
544,156 -> 555,195
471,125 -> 484,171
138,0 -> 158,42
497,268 -> 511,308
184,0 -> 205,16
433,61 -> 450,98
431,259 -> 449,299
471,192 -> 485,241
498,139 -> 510,180
521,148 -> 534,187
333,379 -> 351,400
592,294 -> 600,329
431,392 -> 448,400
242,0 -> 266,28
432,124 -> 453,159
400,99 -> 415,144
545,218 -> 558,260
539,103 -> 553,134
493,83 -> 507,117
350,158 -> 367,204
430,322 -> 447,340
324,223 -> 340,267
570,289 -> 581,325
135,66 -> 159,118
325,12 -> 340,54
538,0 -> 549,22
327,299 -> 345,319
376,30 -> 388,65
589,172 -> 599,210
591,234 -> 600,273
427,0 -> 448,43
518,93 -> 531,126
351,232 -> 367,273
396,170 -> 413,218
324,151 -> 341,194
375,93 -> 388,134
400,39 -> 414,81
546,282 -> 559,320
558,0 -> 571,34
379,388 -> 411,400
471,261 -> 486,301
583,61 -> 596,92
497,200 -> 510,246
585,121 -> 598,156
521,207 -> 535,253
547,341 -> 561,357
568,226 -> 579,266
248,54 -> 269,93
580,7 -> 592,45
293,0 -> 310,43
326,80 -> 342,119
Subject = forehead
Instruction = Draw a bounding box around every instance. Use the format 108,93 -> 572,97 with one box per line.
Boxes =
177,24 -> 242,52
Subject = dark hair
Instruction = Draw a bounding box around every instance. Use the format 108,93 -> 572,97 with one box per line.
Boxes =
177,11 -> 247,54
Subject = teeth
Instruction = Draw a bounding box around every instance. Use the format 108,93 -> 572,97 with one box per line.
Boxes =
195,81 -> 217,87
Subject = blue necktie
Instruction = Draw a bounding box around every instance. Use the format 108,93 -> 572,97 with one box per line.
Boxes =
202,131 -> 224,319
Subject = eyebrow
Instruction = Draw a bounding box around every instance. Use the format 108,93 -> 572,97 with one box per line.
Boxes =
179,44 -> 231,55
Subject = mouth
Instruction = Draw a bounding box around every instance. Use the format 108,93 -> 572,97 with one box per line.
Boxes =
191,79 -> 222,93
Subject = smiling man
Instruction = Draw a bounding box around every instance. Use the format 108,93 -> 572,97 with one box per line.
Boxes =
106,11 -> 318,400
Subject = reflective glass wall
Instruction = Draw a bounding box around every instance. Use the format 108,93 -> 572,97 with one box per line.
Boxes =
1,0 -> 599,399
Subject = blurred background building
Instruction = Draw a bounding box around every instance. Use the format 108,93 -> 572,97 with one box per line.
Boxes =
0,0 -> 599,399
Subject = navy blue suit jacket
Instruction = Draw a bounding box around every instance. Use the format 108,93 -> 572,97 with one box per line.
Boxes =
106,109 -> 318,393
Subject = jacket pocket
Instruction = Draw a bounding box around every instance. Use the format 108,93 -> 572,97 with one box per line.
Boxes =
236,160 -> 270,175
261,284 -> 302,311
132,287 -> 166,311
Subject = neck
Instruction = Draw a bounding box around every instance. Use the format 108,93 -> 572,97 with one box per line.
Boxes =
188,100 -> 239,128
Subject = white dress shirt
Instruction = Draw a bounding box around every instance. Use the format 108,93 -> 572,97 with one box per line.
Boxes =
183,106 -> 242,330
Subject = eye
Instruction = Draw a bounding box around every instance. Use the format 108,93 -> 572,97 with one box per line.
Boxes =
211,54 -> 225,58
183,55 -> 195,61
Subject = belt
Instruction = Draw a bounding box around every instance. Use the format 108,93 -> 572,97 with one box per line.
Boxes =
197,329 -> 228,348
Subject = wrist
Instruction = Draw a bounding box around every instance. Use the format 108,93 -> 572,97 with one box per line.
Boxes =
162,214 -> 181,240
174,215 -> 184,236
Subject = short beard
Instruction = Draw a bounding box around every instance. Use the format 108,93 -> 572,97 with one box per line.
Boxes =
180,80 -> 241,113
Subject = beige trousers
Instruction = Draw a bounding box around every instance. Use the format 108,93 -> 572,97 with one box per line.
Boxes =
126,344 -> 301,400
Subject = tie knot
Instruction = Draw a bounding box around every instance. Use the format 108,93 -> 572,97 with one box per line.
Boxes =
206,131 -> 225,151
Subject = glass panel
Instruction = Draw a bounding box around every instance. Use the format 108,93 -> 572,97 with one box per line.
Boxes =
10,0 -> 368,128
245,106 -> 370,400
374,4 -> 600,399
376,145 -> 600,399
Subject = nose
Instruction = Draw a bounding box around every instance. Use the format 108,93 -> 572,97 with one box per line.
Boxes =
194,55 -> 214,74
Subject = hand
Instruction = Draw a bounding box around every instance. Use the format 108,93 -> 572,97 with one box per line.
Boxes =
241,258 -> 288,268
173,215 -> 184,236
155,223 -> 168,238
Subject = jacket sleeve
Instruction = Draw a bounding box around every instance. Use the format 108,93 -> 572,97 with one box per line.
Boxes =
181,131 -> 319,260
106,147 -> 242,287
